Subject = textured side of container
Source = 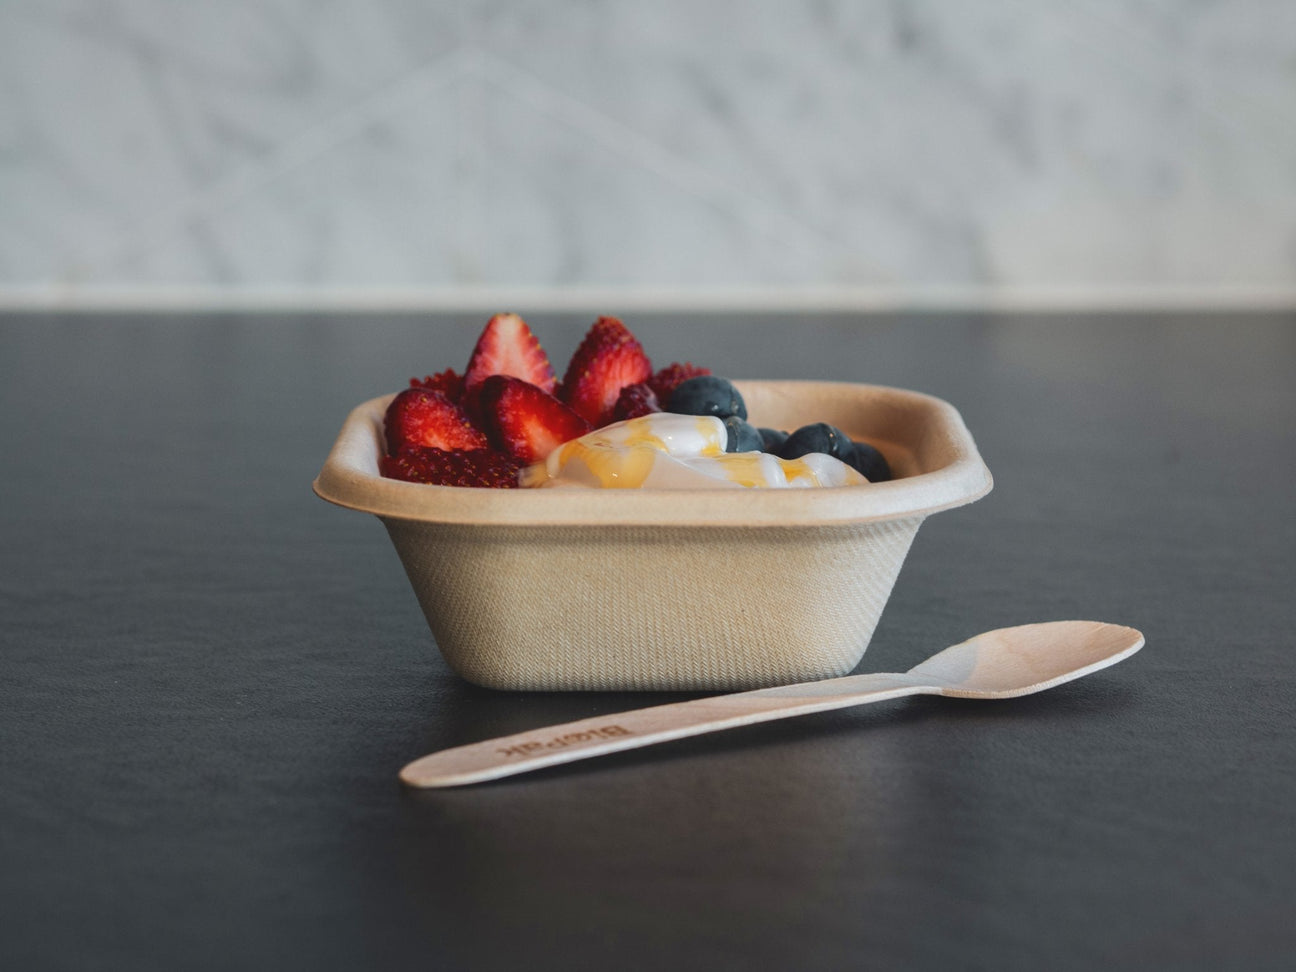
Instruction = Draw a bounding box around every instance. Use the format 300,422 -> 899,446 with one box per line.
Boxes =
382,515 -> 925,691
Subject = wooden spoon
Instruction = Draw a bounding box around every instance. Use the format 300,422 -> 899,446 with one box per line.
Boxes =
400,620 -> 1143,788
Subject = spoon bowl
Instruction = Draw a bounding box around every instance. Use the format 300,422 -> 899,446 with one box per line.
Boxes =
400,620 -> 1144,788
908,620 -> 1145,698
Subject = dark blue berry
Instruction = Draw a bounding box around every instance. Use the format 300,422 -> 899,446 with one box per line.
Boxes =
777,422 -> 852,461
668,376 -> 747,420
758,427 -> 788,453
723,416 -> 764,453
847,441 -> 892,482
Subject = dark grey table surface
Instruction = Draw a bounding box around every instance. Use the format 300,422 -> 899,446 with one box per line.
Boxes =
2,310 -> 1294,971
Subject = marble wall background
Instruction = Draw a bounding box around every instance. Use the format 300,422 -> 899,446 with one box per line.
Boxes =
2,0 -> 1294,300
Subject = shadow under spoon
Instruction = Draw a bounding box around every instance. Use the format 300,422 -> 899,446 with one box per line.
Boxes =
400,620 -> 1144,788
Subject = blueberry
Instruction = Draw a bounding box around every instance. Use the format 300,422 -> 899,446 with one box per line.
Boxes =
758,427 -> 788,453
723,416 -> 764,453
847,440 -> 892,482
777,422 -> 852,461
668,376 -> 747,420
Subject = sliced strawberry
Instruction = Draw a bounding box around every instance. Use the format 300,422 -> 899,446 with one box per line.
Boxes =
560,316 -> 653,426
380,447 -> 521,488
612,382 -> 661,422
478,375 -> 592,463
463,313 -> 556,394
383,387 -> 488,455
411,368 -> 465,403
648,362 -> 712,403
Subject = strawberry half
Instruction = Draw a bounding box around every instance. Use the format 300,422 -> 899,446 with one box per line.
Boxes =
381,447 -> 521,488
383,387 -> 488,455
463,313 -> 556,394
560,316 -> 653,426
478,375 -> 592,464
648,362 -> 712,403
612,382 -> 661,422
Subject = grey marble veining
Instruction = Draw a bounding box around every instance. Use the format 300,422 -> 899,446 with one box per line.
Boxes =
2,0 -> 1294,292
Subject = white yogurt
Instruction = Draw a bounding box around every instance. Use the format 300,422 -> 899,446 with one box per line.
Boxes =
520,414 -> 868,489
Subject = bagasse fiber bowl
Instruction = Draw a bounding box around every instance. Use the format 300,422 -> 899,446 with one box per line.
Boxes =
314,380 -> 992,691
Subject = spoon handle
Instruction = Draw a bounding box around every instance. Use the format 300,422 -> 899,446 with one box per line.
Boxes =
400,672 -> 930,788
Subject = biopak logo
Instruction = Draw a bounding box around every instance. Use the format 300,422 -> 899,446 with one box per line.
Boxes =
496,724 -> 633,758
